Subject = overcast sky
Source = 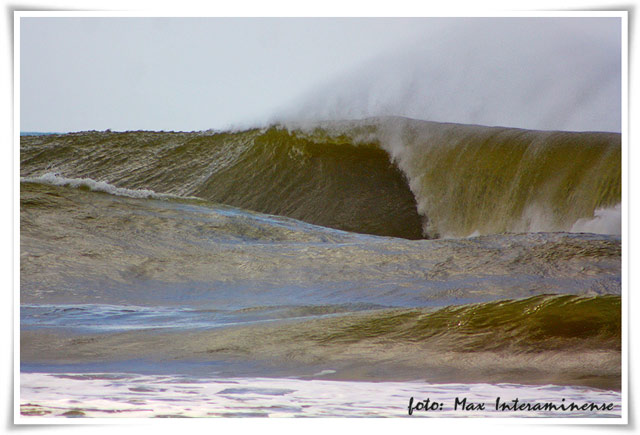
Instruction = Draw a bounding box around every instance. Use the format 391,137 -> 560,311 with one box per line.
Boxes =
20,17 -> 621,133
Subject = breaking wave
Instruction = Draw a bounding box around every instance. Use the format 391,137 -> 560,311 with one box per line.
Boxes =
21,117 -> 621,239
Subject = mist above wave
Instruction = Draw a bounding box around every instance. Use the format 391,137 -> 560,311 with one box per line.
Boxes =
274,18 -> 621,133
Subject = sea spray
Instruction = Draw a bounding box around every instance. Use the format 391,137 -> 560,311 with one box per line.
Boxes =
273,19 -> 621,133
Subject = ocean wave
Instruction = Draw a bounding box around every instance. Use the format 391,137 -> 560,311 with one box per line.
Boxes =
20,117 -> 621,239
20,295 -> 621,390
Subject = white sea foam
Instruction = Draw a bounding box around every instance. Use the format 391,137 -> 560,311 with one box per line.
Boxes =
20,373 -> 621,418
21,173 -> 177,200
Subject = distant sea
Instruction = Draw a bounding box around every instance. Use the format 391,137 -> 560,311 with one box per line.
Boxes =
20,132 -> 63,136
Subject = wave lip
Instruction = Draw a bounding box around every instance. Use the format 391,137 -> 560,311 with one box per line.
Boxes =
348,117 -> 621,238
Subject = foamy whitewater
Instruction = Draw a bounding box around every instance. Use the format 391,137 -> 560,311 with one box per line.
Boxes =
20,116 -> 622,419
21,173 -> 173,199
21,374 -> 620,418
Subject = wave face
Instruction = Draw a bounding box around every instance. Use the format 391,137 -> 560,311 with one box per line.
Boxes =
20,117 -> 621,239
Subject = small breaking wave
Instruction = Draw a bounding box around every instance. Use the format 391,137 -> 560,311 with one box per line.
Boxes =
21,173 -> 179,200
